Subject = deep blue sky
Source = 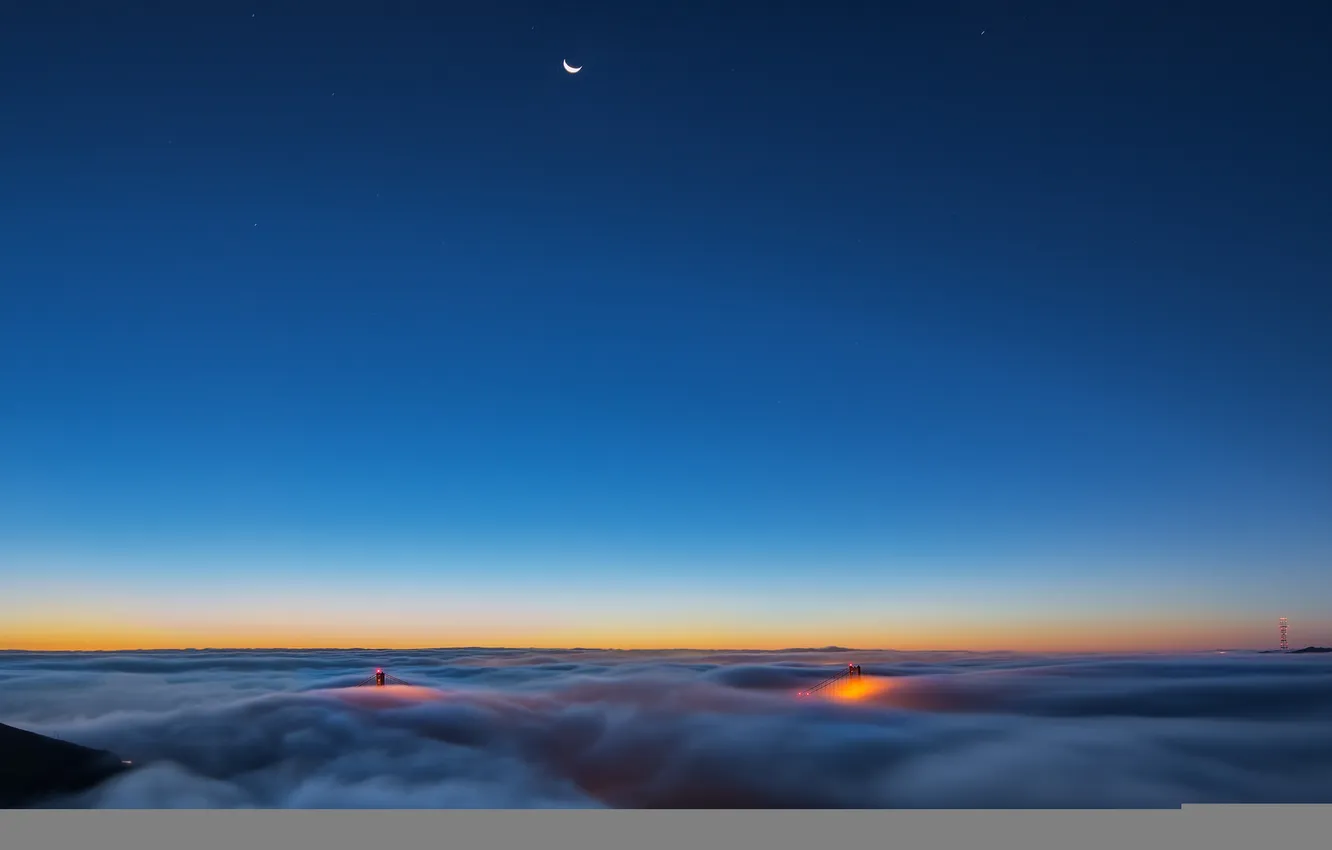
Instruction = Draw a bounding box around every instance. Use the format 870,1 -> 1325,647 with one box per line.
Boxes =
2,1 -> 1330,649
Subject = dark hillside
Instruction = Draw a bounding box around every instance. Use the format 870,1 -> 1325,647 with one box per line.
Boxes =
0,722 -> 129,807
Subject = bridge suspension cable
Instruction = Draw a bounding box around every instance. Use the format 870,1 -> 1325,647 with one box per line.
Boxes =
797,664 -> 862,697
352,668 -> 412,688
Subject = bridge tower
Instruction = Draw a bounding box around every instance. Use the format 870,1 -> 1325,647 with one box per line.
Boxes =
375,668 -> 385,687
1279,618 -> 1289,651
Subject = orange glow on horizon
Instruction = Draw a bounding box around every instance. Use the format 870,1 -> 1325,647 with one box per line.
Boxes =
0,611 -> 1289,654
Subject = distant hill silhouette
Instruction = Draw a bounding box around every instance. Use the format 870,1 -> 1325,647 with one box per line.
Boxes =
0,722 -> 129,807
1258,646 -> 1332,654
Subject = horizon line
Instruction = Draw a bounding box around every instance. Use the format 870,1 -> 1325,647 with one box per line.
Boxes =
0,644 -> 1290,654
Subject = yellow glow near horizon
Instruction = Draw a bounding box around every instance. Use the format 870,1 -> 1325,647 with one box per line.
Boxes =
4,550 -> 1314,653
0,613 -> 1279,654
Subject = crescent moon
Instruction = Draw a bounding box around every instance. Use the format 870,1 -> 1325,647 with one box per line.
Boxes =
563,60 -> 582,74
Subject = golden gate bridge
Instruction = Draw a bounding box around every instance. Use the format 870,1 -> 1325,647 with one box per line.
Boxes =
350,664 -> 863,696
352,668 -> 412,688
797,663 -> 863,698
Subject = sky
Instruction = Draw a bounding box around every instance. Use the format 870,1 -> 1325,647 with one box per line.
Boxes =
4,648 -> 1332,807
1,2 -> 1330,652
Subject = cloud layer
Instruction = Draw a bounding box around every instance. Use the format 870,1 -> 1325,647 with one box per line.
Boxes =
2,648 -> 1331,808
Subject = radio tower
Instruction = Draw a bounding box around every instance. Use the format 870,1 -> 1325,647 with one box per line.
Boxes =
1279,617 -> 1289,651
